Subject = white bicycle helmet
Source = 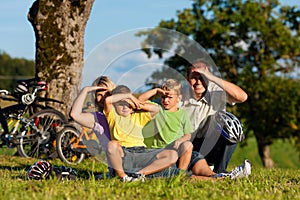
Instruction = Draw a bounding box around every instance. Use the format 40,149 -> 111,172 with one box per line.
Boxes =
215,111 -> 245,143
27,160 -> 52,180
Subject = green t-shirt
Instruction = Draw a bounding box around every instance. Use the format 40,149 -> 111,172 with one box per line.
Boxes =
143,105 -> 193,148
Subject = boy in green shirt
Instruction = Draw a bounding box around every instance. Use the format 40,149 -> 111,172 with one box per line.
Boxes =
139,79 -> 193,171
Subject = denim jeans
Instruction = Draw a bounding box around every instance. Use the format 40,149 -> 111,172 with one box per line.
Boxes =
146,167 -> 181,178
193,136 -> 237,173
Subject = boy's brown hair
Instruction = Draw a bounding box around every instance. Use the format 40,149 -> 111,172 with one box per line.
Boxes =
112,85 -> 131,95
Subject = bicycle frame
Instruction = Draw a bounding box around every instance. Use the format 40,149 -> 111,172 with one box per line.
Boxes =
0,79 -> 67,158
56,124 -> 101,164
70,127 -> 95,150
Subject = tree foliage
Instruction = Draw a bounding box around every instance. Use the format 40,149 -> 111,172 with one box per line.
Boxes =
0,51 -> 35,91
139,0 -> 300,167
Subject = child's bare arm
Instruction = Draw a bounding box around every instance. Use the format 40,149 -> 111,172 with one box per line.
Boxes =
139,102 -> 159,118
138,88 -> 165,101
173,133 -> 192,149
104,93 -> 143,113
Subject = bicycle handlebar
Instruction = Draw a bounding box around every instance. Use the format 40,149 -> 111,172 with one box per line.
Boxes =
0,90 -> 9,95
1,78 -> 63,105
17,79 -> 48,92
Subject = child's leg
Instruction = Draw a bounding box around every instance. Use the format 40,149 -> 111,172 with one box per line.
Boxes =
138,149 -> 178,175
191,158 -> 215,177
106,140 -> 126,178
177,141 -> 193,170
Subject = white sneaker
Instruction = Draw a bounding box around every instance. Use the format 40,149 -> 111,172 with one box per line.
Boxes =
229,159 -> 251,179
121,173 -> 146,182
128,172 -> 146,182
121,175 -> 133,182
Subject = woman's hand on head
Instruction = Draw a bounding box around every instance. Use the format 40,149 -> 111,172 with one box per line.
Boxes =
83,86 -> 107,93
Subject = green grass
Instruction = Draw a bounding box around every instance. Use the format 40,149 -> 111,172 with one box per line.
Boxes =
231,137 -> 300,169
0,138 -> 299,200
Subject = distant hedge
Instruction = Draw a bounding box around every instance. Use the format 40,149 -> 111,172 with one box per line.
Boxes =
0,51 -> 35,91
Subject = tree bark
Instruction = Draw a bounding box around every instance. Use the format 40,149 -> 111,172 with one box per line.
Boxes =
28,0 -> 95,116
256,134 -> 275,168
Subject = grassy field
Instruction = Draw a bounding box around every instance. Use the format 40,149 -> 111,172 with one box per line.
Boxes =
231,137 -> 300,169
0,138 -> 299,200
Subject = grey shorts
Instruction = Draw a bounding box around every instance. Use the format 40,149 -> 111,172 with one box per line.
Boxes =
122,146 -> 164,173
148,151 -> 205,178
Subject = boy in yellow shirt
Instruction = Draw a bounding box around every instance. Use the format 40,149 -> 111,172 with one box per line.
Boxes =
104,85 -> 178,182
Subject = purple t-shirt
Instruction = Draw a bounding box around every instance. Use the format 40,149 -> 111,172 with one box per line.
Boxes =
92,112 -> 110,152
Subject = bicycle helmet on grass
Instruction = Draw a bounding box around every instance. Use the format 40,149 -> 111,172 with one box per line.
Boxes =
215,111 -> 245,143
27,160 -> 77,181
27,160 -> 52,180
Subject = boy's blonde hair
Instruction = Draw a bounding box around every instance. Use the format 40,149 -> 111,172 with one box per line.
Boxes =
161,79 -> 182,95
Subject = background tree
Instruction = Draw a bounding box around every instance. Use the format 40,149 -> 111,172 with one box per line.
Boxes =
0,51 -> 35,91
28,0 -> 95,116
139,0 -> 300,167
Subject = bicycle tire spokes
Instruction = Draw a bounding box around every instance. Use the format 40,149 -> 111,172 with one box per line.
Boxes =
18,130 -> 41,158
17,109 -> 66,159
56,126 -> 85,164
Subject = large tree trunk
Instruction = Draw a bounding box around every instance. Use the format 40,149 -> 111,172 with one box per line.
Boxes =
255,134 -> 275,168
28,0 -> 95,116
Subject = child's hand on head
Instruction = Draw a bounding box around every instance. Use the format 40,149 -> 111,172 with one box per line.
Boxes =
156,88 -> 166,95
127,96 -> 144,110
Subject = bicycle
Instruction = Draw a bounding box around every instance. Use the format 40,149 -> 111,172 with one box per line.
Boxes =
56,123 -> 102,165
0,79 -> 68,158
1,78 -> 65,114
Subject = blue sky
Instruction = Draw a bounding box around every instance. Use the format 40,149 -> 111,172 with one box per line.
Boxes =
0,0 -> 298,88
0,0 -> 298,60
0,0 -> 192,60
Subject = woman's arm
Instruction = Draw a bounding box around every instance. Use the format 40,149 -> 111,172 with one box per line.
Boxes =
70,86 -> 106,128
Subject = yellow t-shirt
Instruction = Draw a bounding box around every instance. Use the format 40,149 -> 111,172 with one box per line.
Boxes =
105,108 -> 152,147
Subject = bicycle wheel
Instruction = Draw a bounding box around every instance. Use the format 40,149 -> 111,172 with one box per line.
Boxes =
17,109 -> 67,159
56,126 -> 85,165
0,105 -> 26,149
0,110 -> 8,146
